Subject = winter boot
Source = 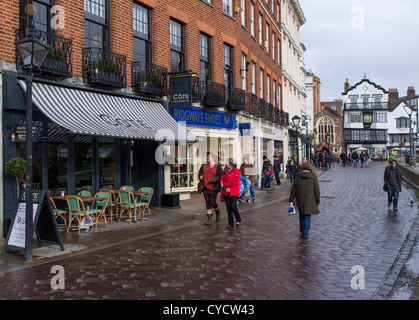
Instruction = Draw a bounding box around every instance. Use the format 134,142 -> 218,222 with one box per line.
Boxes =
205,214 -> 213,225
215,209 -> 220,222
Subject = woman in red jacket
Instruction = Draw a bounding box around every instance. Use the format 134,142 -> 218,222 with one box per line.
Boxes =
221,158 -> 242,230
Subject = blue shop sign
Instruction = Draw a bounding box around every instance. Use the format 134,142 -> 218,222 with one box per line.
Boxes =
169,107 -> 237,130
239,123 -> 251,136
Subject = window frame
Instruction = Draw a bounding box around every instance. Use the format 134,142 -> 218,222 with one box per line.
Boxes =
84,0 -> 110,50
133,2 -> 152,64
170,19 -> 185,72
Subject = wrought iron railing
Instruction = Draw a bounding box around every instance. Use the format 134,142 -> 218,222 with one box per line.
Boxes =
132,61 -> 167,96
344,102 -> 389,110
258,98 -> 267,119
82,47 -> 127,88
200,81 -> 226,108
267,103 -> 274,122
274,107 -> 280,124
192,76 -> 201,103
246,92 -> 259,115
227,87 -> 246,111
15,28 -> 73,78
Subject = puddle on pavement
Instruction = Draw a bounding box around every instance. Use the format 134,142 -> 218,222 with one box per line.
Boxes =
390,227 -> 419,300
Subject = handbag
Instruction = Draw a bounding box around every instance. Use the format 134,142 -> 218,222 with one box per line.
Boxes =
383,183 -> 388,192
288,202 -> 296,215
198,181 -> 203,194
219,192 -> 225,202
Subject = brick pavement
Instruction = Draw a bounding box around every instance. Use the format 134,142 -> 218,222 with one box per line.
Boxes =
0,161 -> 418,301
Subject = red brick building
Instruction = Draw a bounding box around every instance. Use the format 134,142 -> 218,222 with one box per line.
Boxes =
1,0 -> 290,232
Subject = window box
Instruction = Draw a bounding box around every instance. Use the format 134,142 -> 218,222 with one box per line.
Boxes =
82,48 -> 127,89
132,62 -> 167,96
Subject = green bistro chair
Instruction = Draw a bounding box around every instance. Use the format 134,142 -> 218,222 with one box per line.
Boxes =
136,187 -> 154,221
50,197 -> 67,228
66,196 -> 100,234
118,190 -> 136,223
78,190 -> 92,196
93,192 -> 109,231
100,188 -> 117,221
120,185 -> 134,191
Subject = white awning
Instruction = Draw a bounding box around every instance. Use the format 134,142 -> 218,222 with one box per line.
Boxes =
18,80 -> 198,142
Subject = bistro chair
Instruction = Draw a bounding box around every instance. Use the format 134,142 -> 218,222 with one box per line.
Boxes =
136,187 -> 154,221
66,196 -> 100,234
118,189 -> 136,223
93,192 -> 109,231
50,197 -> 67,228
100,188 -> 117,222
120,185 -> 134,191
78,190 -> 92,196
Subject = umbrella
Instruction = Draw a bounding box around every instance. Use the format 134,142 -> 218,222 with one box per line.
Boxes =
355,147 -> 368,152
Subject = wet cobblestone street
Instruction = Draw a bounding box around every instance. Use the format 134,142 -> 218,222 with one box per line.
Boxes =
0,161 -> 418,301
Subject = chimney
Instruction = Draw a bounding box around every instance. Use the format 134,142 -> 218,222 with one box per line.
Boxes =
407,86 -> 416,99
344,79 -> 350,92
389,88 -> 399,104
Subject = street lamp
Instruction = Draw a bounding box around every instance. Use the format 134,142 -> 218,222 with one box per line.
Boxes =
15,28 -> 49,261
292,115 -> 301,168
403,103 -> 417,161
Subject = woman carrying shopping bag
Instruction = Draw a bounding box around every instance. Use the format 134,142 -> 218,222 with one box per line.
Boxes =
289,163 -> 320,239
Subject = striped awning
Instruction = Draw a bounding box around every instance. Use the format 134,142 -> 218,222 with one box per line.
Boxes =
18,80 -> 198,142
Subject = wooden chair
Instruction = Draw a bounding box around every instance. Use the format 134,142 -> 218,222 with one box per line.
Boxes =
50,197 -> 67,228
66,196 -> 100,234
136,187 -> 154,221
118,190 -> 136,223
93,192 -> 109,230
100,188 -> 117,222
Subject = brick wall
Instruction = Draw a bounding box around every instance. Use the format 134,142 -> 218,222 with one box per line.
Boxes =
0,0 -> 283,98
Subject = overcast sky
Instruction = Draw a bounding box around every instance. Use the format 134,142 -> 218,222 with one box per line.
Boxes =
299,0 -> 419,101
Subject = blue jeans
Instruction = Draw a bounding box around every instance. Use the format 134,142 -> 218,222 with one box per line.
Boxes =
299,214 -> 311,238
262,176 -> 271,188
242,182 -> 255,200
353,160 -> 358,167
387,185 -> 400,209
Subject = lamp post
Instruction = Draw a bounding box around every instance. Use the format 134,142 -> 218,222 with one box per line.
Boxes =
292,115 -> 301,168
403,103 -> 417,161
15,28 -> 49,261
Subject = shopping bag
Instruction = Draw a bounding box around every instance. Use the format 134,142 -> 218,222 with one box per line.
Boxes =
288,202 -> 296,215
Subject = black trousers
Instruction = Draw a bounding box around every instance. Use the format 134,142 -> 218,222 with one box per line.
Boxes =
225,195 -> 241,227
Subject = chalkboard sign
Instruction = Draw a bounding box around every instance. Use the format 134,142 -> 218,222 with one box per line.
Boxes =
2,191 -> 64,254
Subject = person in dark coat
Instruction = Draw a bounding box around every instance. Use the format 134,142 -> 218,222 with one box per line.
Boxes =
384,159 -> 403,211
273,154 -> 282,185
289,163 -> 320,239
340,151 -> 347,167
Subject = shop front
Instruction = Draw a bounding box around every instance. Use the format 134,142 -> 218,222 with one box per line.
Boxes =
168,106 -> 239,199
1,71 -> 197,237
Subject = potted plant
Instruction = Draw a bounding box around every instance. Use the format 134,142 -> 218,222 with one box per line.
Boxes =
4,157 -> 26,198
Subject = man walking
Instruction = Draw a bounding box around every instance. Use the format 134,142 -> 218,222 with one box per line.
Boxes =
384,159 -> 403,211
352,150 -> 359,167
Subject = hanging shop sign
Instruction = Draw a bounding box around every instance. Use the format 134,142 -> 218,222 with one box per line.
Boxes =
170,74 -> 193,108
363,112 -> 373,129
